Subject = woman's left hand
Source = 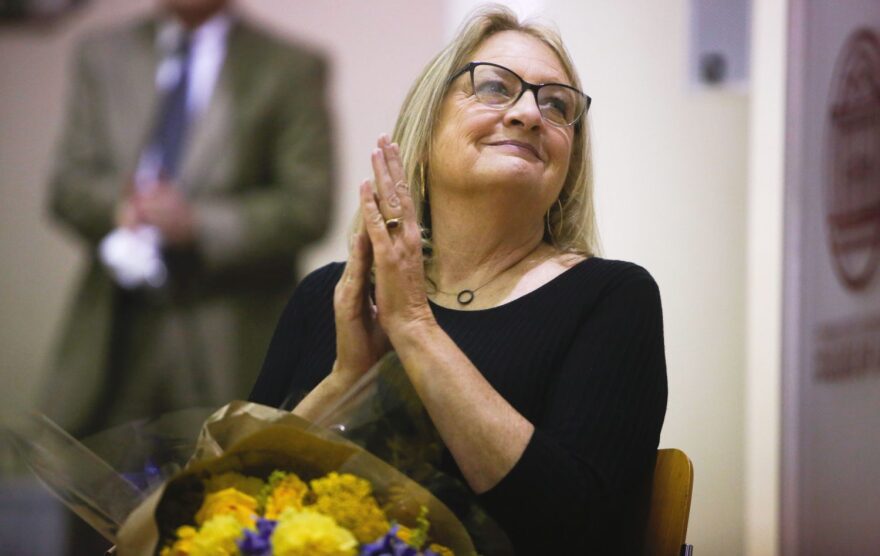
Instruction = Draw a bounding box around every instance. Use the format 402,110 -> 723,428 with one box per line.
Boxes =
360,137 -> 535,496
360,134 -> 435,341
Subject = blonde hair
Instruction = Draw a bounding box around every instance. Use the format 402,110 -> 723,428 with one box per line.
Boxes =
365,4 -> 599,257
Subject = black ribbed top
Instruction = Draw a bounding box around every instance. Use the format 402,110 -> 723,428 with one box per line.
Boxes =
250,257 -> 668,554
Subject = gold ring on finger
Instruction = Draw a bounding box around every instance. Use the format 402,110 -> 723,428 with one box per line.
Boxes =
384,217 -> 403,230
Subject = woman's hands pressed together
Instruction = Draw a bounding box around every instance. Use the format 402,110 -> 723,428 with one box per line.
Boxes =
360,135 -> 435,341
331,135 -> 434,386
331,224 -> 388,386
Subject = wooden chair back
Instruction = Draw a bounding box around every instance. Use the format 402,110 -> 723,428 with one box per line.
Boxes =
644,448 -> 694,555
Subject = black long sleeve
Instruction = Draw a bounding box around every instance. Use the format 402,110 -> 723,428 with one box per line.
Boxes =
250,257 -> 668,554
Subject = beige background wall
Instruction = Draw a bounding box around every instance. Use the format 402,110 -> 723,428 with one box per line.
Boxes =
745,1 -> 786,555
1,1 -> 778,554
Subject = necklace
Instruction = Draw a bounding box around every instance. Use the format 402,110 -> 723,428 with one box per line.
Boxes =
436,276 -> 501,305
430,244 -> 545,305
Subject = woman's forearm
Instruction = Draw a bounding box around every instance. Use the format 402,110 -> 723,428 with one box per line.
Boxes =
291,365 -> 355,421
391,320 -> 534,494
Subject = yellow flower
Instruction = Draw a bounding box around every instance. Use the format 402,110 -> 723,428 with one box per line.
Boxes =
196,487 -> 258,528
310,473 -> 389,543
189,515 -> 246,556
263,472 -> 310,519
428,543 -> 455,556
395,525 -> 412,544
161,525 -> 198,555
204,472 -> 265,498
396,506 -> 453,555
311,472 -> 372,499
272,508 -> 357,556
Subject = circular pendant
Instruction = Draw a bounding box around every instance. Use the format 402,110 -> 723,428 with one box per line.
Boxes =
457,290 -> 475,305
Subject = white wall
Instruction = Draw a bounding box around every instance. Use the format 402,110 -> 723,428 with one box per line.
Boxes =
745,1 -> 786,554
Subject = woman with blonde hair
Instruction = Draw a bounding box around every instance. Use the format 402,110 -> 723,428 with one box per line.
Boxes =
251,6 -> 667,552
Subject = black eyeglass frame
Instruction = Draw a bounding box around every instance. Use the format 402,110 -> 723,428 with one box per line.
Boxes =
450,61 -> 592,127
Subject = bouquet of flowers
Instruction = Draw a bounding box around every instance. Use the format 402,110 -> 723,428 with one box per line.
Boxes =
7,354 -> 511,555
158,468 -> 451,556
117,402 -> 472,555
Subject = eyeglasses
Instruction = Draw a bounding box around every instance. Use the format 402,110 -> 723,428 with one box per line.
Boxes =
451,61 -> 591,127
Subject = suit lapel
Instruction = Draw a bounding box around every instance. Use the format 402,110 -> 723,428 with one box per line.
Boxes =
178,81 -> 233,194
117,21 -> 161,177
178,22 -> 249,194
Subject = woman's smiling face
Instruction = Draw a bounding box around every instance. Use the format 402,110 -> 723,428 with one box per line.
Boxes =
429,31 -> 575,211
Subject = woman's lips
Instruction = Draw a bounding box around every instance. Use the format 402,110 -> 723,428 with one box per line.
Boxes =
487,140 -> 542,160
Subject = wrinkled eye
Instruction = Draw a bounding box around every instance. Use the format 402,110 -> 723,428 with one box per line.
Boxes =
541,96 -> 569,117
472,65 -> 520,106
476,78 -> 512,99
539,87 -> 575,124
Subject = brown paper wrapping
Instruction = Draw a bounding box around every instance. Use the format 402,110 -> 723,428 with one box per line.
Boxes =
114,401 -> 476,555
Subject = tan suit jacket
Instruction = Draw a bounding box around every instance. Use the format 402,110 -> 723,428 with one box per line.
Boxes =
43,16 -> 334,434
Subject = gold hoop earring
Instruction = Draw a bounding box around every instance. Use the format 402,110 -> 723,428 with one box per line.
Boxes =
418,162 -> 432,243
556,198 -> 564,238
419,163 -> 426,199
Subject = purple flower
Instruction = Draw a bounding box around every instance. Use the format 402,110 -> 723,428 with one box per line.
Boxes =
121,458 -> 163,492
238,518 -> 277,556
360,525 -> 439,556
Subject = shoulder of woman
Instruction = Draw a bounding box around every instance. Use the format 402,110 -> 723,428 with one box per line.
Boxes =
300,261 -> 346,286
577,256 -> 655,281
571,257 -> 662,306
600,264 -> 662,321
278,262 -> 346,325
291,262 -> 346,302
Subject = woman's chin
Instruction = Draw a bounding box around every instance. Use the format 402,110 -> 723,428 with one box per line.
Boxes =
473,156 -> 543,182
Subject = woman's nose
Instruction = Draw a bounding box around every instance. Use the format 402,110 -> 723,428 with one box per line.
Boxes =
503,90 -> 543,129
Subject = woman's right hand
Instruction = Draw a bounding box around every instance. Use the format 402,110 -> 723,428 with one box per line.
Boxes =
331,225 -> 391,386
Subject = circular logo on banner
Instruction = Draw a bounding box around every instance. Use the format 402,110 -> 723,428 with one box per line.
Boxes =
826,28 -> 880,291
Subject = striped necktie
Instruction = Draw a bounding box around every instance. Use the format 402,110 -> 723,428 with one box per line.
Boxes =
153,33 -> 193,179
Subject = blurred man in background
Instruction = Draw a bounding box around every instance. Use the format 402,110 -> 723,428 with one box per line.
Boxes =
41,0 -> 334,550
